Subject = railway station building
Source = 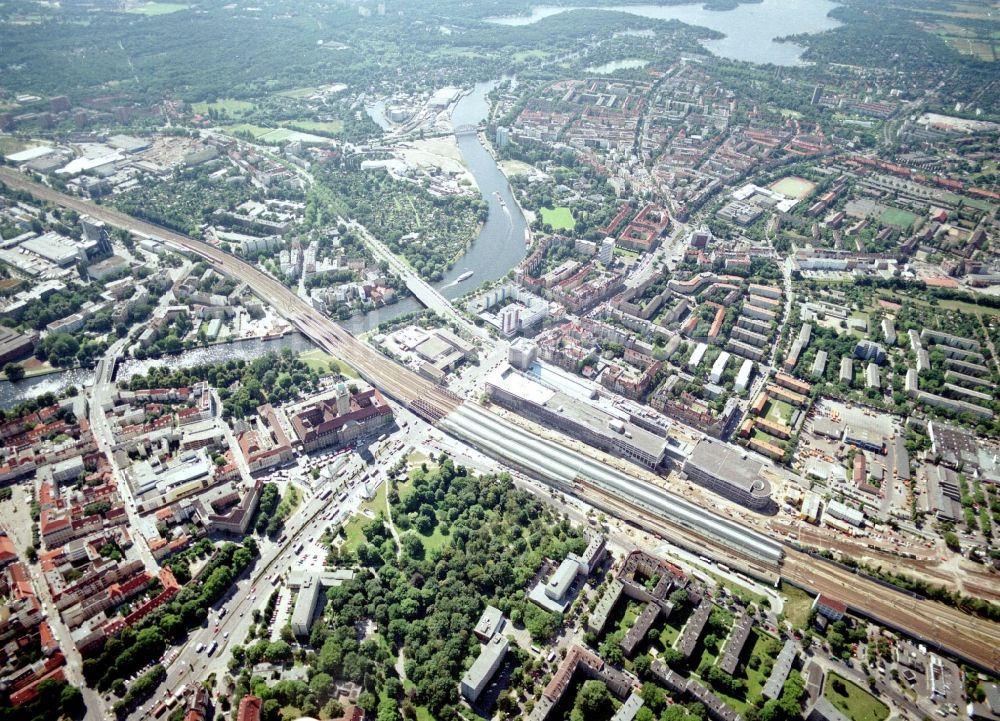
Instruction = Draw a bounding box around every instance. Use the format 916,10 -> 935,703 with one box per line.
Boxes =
287,382 -> 393,452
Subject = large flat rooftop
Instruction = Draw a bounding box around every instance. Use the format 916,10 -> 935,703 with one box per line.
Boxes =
685,439 -> 768,495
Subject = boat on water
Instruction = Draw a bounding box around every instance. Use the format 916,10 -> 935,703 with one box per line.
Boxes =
524,228 -> 531,249
494,190 -> 506,207
456,270 -> 474,283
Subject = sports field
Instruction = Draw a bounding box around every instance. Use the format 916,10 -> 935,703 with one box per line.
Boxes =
540,206 -> 575,231
879,206 -> 917,229
770,176 -> 816,200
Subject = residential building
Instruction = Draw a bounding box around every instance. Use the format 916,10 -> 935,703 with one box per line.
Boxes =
812,594 -> 846,621
460,635 -> 508,702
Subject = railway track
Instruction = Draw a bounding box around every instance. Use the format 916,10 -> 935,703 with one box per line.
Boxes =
6,167 -> 1000,673
0,168 -> 459,419
782,549 -> 1000,673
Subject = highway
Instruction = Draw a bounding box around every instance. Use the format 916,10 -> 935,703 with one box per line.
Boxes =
5,168 -> 1000,674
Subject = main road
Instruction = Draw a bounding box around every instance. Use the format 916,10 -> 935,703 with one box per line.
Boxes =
4,168 -> 1000,673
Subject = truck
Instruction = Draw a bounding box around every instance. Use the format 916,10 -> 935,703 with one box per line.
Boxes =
206,640 -> 218,656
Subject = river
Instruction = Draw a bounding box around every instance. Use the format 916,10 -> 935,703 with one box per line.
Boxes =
0,333 -> 316,408
487,0 -> 842,67
343,80 -> 529,333
1,83 -> 527,407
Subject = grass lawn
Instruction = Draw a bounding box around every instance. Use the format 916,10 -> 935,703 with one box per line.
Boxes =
512,49 -> 550,62
710,630 -> 780,714
287,119 -> 344,135
223,123 -> 271,138
124,2 -> 189,14
780,582 -> 814,628
658,622 -> 680,648
394,477 -> 449,552
879,291 -> 1000,319
257,128 -> 299,143
277,86 -> 320,98
298,348 -> 358,378
540,206 -> 575,231
612,600 -> 642,638
415,524 -> 450,554
824,672 -> 890,721
879,206 -> 917,230
192,98 -> 254,117
414,707 -> 436,721
405,451 -> 430,467
341,481 -> 389,551
964,196 -> 997,213
764,399 -> 795,426
0,136 -> 32,155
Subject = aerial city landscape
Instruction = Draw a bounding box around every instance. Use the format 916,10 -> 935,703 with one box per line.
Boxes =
1,0 -> 999,720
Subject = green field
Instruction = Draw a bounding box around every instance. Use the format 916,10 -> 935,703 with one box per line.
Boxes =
540,205 -> 575,231
287,119 -> 344,135
964,196 -> 997,213
0,136 -> 32,156
277,86 -> 320,98
342,481 -> 389,552
764,399 -> 794,426
512,49 -> 550,62
223,123 -> 271,138
191,98 -> 254,117
824,672 -> 890,721
124,2 -> 189,15
711,630 -> 782,714
780,582 -> 815,628
396,478 -> 450,553
298,349 -> 358,378
879,206 -> 917,229
770,176 -> 817,200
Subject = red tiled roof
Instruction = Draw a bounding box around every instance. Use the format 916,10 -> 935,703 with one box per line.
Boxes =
238,695 -> 262,721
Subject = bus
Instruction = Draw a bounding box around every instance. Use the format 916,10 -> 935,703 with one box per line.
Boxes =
293,542 -> 305,556
337,491 -> 348,502
206,641 -> 218,656
378,434 -> 388,443
318,488 -> 333,501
